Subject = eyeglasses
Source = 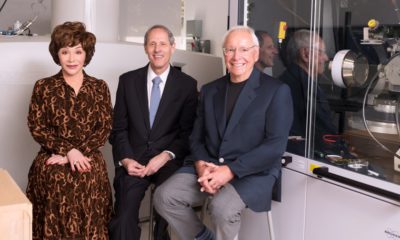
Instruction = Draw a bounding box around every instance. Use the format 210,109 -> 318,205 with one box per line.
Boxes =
222,45 -> 257,56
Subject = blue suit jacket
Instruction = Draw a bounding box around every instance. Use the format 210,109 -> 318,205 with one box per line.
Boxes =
183,68 -> 293,212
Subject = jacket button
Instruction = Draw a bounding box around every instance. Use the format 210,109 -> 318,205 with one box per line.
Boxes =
219,157 -> 224,163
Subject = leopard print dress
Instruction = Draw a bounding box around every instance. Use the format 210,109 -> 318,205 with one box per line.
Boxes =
26,71 -> 113,240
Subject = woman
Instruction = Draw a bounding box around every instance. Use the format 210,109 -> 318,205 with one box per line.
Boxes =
26,21 -> 112,239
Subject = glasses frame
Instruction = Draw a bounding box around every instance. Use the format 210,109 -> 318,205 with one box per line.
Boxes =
222,45 -> 257,56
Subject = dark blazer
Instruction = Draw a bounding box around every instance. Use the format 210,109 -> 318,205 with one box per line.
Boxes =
184,68 -> 293,212
110,64 -> 198,167
279,63 -> 337,155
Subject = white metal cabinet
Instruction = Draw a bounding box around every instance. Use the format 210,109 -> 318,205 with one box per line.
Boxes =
238,167 -> 308,240
304,176 -> 400,240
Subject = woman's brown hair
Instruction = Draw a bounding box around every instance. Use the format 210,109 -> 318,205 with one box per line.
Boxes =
49,21 -> 96,66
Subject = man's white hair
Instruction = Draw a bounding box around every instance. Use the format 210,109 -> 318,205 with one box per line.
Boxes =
222,25 -> 259,47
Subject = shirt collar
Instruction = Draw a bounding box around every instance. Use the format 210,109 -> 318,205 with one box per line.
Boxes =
147,65 -> 171,83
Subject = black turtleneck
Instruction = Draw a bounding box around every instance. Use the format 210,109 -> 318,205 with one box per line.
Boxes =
226,79 -> 247,124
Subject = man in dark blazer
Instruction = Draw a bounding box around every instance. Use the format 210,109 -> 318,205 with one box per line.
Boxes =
278,29 -> 339,156
154,26 -> 293,240
254,30 -> 278,74
108,25 -> 198,240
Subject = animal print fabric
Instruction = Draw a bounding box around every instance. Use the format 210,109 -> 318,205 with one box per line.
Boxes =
26,71 -> 113,240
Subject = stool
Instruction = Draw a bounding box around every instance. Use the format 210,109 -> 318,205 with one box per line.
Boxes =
139,185 -> 155,240
233,209 -> 275,240
202,197 -> 276,240
266,210 -> 275,240
142,186 -> 208,240
144,179 -> 280,240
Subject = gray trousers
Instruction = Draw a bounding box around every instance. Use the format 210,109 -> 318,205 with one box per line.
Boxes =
154,172 -> 246,240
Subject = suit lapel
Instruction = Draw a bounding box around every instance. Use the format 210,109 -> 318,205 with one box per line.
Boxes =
135,67 -> 151,130
213,77 -> 228,138
224,69 -> 260,137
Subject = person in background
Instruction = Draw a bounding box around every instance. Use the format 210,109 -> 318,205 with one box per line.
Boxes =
108,24 -> 198,240
154,25 -> 293,240
279,29 -> 338,156
255,30 -> 279,74
26,21 -> 113,239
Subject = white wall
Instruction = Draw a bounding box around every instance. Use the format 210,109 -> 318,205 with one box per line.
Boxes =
0,0 -> 230,54
119,0 -> 182,42
185,0 -> 229,58
0,37 -> 223,191
0,0 -> 52,35
0,0 -> 229,192
0,0 -> 120,41
51,0 -> 120,42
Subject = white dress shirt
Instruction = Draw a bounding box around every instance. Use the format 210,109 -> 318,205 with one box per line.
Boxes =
147,65 -> 170,109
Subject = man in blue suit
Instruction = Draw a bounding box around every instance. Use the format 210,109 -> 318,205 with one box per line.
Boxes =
154,26 -> 293,240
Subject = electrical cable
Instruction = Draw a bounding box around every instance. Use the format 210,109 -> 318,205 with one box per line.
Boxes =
0,0 -> 8,13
